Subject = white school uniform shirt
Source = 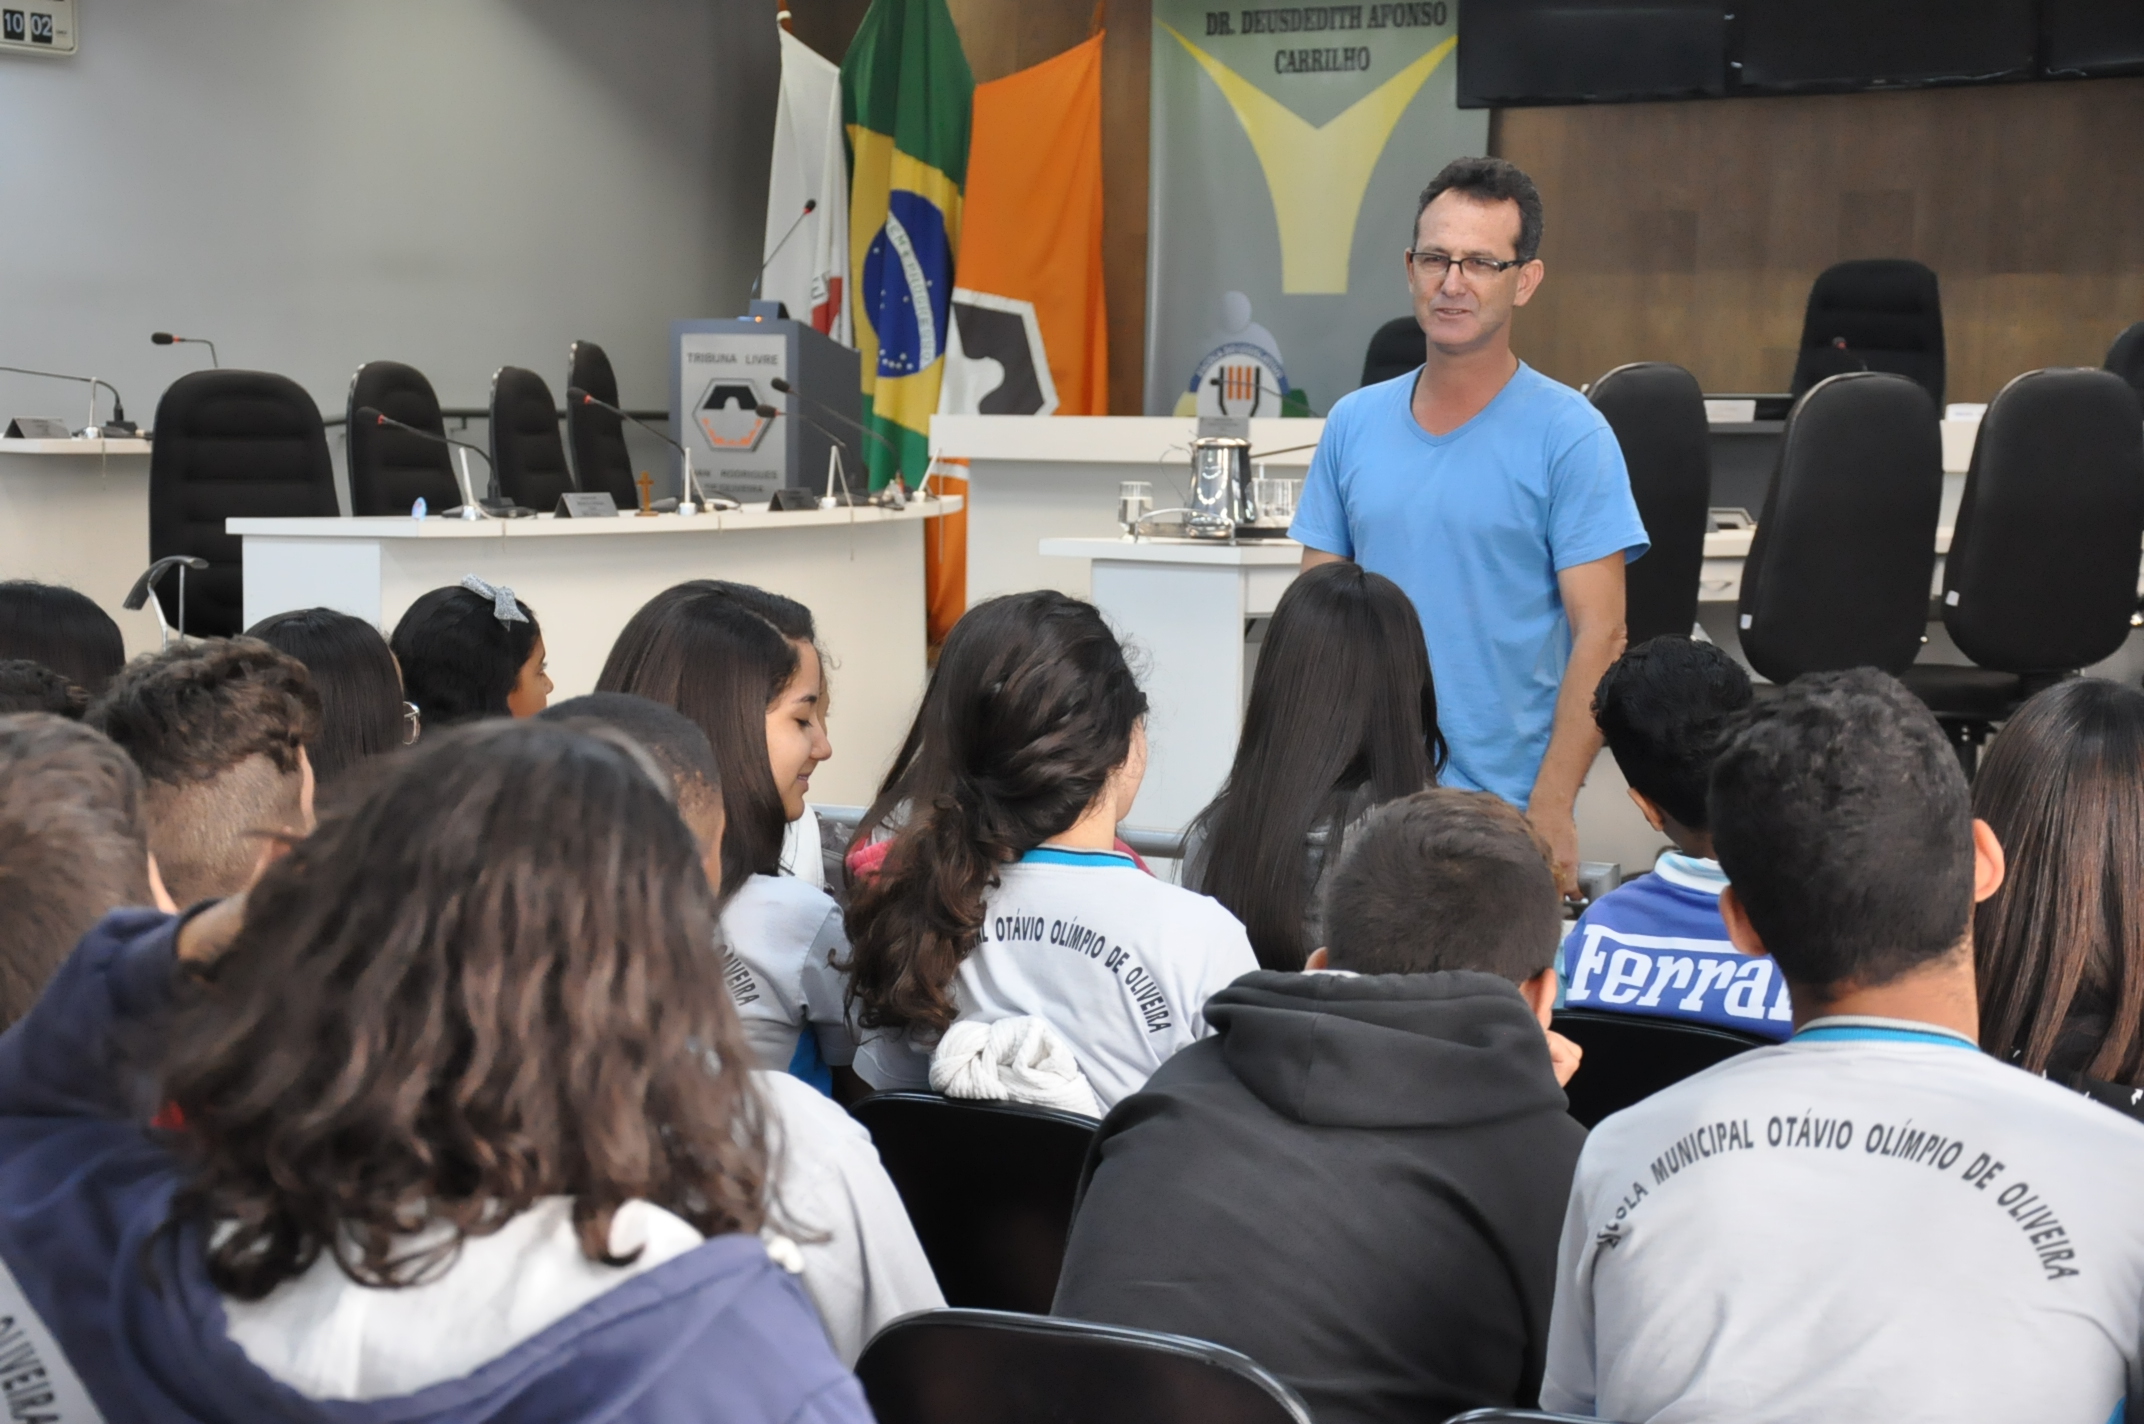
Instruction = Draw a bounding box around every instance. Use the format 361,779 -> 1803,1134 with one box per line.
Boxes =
1543,1015 -> 2144,1424
851,846 -> 1259,1110
222,1069 -> 941,1396
780,805 -> 827,888
719,872 -> 855,1072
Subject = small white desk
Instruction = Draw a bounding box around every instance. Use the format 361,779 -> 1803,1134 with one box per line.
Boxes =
931,416 -> 1320,606
232,499 -> 959,807
0,438 -> 162,658
1039,536 -> 1301,831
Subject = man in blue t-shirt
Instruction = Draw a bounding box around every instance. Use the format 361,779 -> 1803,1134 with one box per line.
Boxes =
1290,157 -> 1648,896
1559,636 -> 1791,1038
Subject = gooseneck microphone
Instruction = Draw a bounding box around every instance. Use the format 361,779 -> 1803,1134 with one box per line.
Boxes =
150,332 -> 220,368
751,198 -> 818,300
0,365 -> 133,435
355,406 -> 503,516
566,388 -> 738,510
767,376 -> 901,465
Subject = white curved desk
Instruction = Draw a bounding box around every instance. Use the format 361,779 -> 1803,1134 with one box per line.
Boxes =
231,498 -> 959,806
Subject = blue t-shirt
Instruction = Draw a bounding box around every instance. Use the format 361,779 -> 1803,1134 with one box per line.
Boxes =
1557,852 -> 1793,1040
1290,363 -> 1648,805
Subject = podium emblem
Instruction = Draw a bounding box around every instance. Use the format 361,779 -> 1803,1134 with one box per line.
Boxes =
695,379 -> 774,451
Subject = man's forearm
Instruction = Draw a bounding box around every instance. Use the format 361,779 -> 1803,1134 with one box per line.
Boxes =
1530,625 -> 1621,816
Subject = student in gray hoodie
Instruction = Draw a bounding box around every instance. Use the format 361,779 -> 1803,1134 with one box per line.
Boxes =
1052,788 -> 1585,1424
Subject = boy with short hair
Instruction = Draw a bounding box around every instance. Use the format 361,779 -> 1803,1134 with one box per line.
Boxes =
1544,670 -> 2144,1422
1558,636 -> 1789,1037
89,638 -> 319,906
1054,789 -> 1585,1424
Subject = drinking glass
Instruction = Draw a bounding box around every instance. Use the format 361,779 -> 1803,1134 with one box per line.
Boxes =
1118,480 -> 1154,534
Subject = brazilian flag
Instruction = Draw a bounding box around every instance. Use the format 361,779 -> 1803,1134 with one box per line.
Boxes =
842,0 -> 973,491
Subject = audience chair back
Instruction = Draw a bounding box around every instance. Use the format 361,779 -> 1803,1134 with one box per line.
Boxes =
1588,362 -> 1711,644
487,366 -> 577,512
849,1092 -> 1097,1314
148,370 -> 337,638
1735,372 -> 1943,685
1360,315 -> 1423,389
345,361 -> 461,516
1446,1411 -> 1620,1424
2105,321 -> 2144,402
856,1309 -> 1314,1424
1552,1009 -> 1771,1130
565,340 -> 638,511
1789,258 -> 1946,407
1900,367 -> 2144,768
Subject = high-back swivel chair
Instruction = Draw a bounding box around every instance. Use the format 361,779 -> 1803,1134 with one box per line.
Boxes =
849,1092 -> 1097,1314
2105,322 -> 2144,402
856,1309 -> 1314,1424
1588,362 -> 1711,644
1360,316 -> 1422,388
565,339 -> 638,510
1790,259 -> 1946,408
1736,372 -> 1943,685
148,370 -> 338,637
1899,367 -> 2144,768
487,366 -> 577,512
345,361 -> 461,516
1551,1010 -> 1771,1129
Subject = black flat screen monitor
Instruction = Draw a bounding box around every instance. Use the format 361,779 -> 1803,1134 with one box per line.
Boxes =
2043,0 -> 2144,78
1736,0 -> 2035,92
1458,1 -> 1727,108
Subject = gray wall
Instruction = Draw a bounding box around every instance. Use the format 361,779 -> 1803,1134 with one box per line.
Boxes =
0,0 -> 778,490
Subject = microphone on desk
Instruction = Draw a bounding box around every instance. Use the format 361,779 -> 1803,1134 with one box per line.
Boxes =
0,365 -> 135,436
1829,336 -> 1869,373
150,332 -> 220,368
354,406 -> 506,518
751,198 -> 817,302
566,387 -> 738,510
755,401 -> 865,507
767,376 -> 904,468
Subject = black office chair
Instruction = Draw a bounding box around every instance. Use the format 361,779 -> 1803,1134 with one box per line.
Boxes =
487,366 -> 577,512
1446,1411 -> 1617,1424
1552,1009 -> 1771,1129
1899,367 -> 2144,769
1589,362 -> 1711,644
1789,259 -> 1946,408
147,370 -> 338,638
849,1092 -> 1097,1314
1736,372 -> 1943,685
345,361 -> 462,516
2105,321 -> 2144,402
565,339 -> 637,510
856,1309 -> 1314,1424
1360,316 -> 1422,388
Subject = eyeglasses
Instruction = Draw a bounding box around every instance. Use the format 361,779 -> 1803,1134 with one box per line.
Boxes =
402,700 -> 422,745
1407,250 -> 1525,280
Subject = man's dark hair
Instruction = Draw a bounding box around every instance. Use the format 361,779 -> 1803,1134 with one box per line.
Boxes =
0,713 -> 152,1028
1415,156 -> 1544,261
542,692 -> 723,848
0,659 -> 88,719
1324,788 -> 1561,981
89,638 -> 321,905
1594,637 -> 1753,831
1709,669 -> 1975,993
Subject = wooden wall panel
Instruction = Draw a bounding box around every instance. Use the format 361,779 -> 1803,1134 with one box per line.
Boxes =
1495,79 -> 2144,401
778,0 -> 1152,411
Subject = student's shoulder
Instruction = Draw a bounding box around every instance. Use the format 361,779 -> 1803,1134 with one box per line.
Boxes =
754,1068 -> 872,1153
1318,371 -> 1411,441
723,874 -> 841,935
1574,871 -> 1724,936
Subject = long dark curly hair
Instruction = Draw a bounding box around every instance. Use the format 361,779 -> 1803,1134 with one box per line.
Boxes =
162,718 -> 767,1299
843,592 -> 1147,1036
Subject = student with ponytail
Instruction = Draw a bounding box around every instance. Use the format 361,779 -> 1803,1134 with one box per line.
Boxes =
842,592 -> 1259,1110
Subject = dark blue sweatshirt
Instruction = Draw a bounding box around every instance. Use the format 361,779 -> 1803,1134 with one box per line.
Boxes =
0,909 -> 877,1424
